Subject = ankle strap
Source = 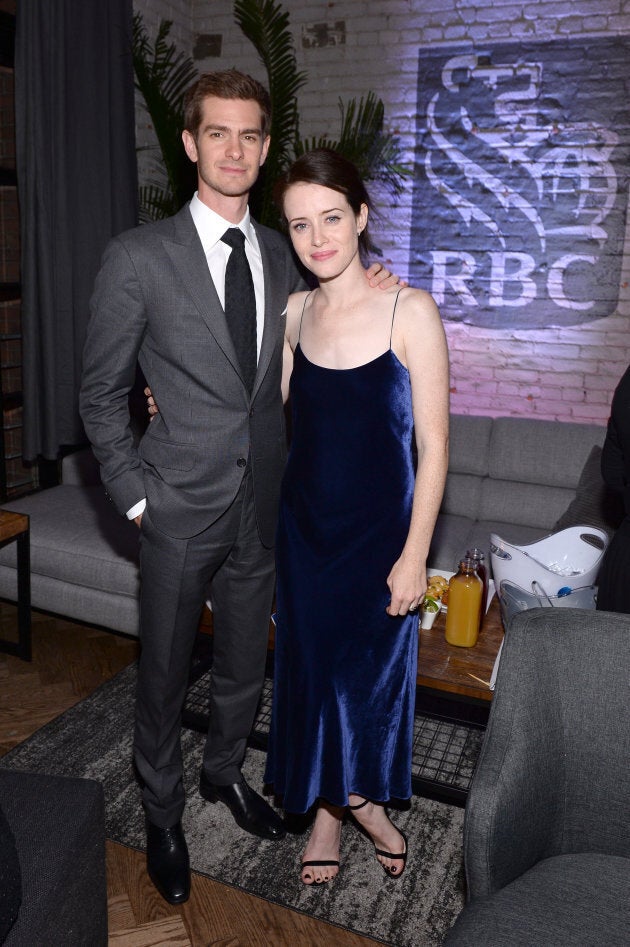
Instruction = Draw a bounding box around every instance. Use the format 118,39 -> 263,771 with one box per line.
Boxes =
348,798 -> 370,810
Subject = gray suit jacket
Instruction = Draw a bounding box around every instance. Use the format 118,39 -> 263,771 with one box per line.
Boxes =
80,204 -> 304,545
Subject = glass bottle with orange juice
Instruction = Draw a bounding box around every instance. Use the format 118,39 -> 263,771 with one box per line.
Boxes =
445,558 -> 483,647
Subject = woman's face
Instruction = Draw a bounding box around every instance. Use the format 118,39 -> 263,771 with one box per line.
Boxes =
283,182 -> 368,280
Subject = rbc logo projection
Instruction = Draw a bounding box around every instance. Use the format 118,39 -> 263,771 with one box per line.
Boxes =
411,39 -> 630,328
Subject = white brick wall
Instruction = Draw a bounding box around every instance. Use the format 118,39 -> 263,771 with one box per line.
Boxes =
134,0 -> 630,423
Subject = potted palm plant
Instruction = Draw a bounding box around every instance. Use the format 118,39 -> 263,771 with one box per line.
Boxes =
132,13 -> 197,222
234,0 -> 410,235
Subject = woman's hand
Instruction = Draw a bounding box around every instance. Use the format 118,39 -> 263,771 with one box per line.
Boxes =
144,386 -> 159,419
365,262 -> 408,291
385,555 -> 426,616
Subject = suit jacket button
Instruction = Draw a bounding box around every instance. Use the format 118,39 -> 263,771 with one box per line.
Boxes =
237,457 -> 247,467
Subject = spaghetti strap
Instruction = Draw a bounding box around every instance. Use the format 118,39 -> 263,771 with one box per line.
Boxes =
298,291 -> 314,345
390,289 -> 403,349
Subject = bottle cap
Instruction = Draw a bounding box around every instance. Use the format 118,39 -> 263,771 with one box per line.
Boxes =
466,547 -> 485,561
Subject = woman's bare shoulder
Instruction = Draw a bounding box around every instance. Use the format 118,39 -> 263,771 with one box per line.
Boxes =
395,286 -> 441,325
392,287 -> 445,356
395,285 -> 439,311
285,289 -> 312,341
287,289 -> 311,312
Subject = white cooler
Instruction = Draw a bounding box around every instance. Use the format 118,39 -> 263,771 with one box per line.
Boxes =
490,525 -> 608,598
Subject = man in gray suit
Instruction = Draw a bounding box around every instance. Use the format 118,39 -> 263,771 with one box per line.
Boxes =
81,70 -> 393,905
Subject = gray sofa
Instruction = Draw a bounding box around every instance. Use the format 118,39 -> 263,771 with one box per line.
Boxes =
444,607 -> 630,946
0,449 -> 141,636
0,414 -> 613,638
428,413 -> 610,572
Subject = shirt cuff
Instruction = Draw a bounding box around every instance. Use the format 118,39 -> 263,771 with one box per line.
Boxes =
126,498 -> 146,520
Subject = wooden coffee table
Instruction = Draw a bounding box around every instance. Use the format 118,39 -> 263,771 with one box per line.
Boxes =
197,594 -> 505,711
411,595 -> 504,803
417,595 -> 504,704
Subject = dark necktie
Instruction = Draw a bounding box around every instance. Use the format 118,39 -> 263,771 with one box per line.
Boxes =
221,228 -> 257,393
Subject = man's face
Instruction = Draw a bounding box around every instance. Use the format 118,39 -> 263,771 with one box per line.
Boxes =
182,95 -> 270,203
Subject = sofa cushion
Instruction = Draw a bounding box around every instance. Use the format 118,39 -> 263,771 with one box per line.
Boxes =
488,418 -> 605,488
60,448 -> 102,487
428,513 -> 475,572
448,414 -> 492,477
0,801 -> 21,942
479,479 -> 576,530
444,852 -> 630,946
440,472 -> 484,520
554,445 -> 624,537
0,485 -> 140,597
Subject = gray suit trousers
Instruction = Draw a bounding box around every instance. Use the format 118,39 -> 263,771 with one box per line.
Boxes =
134,468 -> 275,827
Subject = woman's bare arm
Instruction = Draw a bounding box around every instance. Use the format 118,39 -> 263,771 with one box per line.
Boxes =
386,288 -> 450,616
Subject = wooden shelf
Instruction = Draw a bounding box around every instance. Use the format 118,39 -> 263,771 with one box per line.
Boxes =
0,12 -> 35,503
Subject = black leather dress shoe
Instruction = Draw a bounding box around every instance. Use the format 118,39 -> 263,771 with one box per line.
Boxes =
146,819 -> 191,904
199,773 -> 286,840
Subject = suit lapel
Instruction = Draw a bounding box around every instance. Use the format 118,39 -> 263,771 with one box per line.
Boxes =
162,206 -> 243,380
162,207 -> 286,400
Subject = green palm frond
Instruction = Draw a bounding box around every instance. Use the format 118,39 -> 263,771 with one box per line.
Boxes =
132,13 -> 198,220
234,0 -> 307,227
234,1 -> 410,240
137,183 -> 180,224
297,93 -> 411,197
337,94 -> 411,196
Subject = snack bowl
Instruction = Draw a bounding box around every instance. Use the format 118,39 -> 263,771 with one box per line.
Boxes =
421,595 -> 442,629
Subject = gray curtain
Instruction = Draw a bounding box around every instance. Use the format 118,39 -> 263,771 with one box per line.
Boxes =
15,0 -> 138,460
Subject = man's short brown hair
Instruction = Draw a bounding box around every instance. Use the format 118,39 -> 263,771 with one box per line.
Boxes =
183,70 -> 272,138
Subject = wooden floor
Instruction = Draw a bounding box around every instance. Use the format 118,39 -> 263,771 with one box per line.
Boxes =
0,605 -> 385,946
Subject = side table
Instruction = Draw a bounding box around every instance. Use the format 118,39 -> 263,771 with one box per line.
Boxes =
0,510 -> 31,661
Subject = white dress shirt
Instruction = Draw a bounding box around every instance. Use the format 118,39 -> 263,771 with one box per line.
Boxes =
127,194 -> 266,520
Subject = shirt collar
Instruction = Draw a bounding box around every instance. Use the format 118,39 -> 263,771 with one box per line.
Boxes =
189,192 -> 258,255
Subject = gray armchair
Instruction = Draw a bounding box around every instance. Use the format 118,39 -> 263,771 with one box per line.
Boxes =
445,607 -> 630,946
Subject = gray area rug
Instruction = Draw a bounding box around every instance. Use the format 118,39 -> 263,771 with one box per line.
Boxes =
1,663 -> 466,946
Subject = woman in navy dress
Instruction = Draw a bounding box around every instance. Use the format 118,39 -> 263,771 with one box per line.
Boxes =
264,150 -> 449,884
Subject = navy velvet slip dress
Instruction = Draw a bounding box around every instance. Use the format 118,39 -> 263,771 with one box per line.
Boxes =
264,290 -> 418,813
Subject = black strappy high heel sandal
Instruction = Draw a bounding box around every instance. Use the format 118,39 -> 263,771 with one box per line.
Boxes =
348,798 -> 408,879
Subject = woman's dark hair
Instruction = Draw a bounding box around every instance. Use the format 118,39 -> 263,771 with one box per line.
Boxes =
274,148 -> 375,257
